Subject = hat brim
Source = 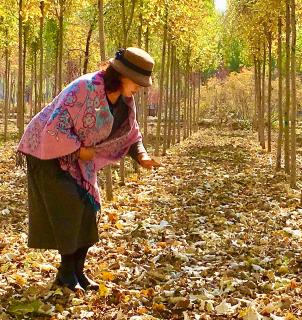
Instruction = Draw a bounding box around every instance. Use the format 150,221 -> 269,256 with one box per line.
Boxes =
109,58 -> 152,87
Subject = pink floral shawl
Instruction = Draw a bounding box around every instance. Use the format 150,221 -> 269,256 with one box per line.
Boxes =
17,71 -> 142,210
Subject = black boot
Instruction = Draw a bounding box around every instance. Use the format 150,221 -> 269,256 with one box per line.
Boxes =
55,253 -> 84,291
74,247 -> 99,290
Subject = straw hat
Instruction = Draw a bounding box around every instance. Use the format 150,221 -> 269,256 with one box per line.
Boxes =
109,47 -> 154,87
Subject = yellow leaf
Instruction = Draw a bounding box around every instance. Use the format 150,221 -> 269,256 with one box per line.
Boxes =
137,306 -> 148,314
98,282 -> 110,297
115,221 -> 124,230
103,223 -> 111,230
13,274 -> 27,286
152,303 -> 166,312
101,271 -> 115,281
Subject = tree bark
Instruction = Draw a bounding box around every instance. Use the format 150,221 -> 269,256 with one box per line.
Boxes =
267,33 -> 272,152
155,17 -> 168,156
284,0 -> 291,174
260,43 -> 266,149
57,1 -> 64,93
98,0 -> 106,60
290,0 -> 296,187
17,0 -> 24,137
83,23 -> 94,74
39,1 -> 44,112
276,16 -> 283,171
4,36 -> 10,142
163,38 -> 171,155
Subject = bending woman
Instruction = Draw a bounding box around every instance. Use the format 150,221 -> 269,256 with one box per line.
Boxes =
17,47 -> 159,291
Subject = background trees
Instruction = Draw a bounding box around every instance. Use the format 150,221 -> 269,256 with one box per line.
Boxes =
2,0 -> 302,192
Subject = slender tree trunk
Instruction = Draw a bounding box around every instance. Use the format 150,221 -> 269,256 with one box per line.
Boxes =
197,72 -> 201,130
290,0 -> 297,187
172,51 -> 177,145
58,3 -> 64,93
276,16 -> 283,171
39,1 -> 44,112
4,40 -> 10,141
29,62 -> 34,118
83,23 -> 94,74
177,60 -> 181,143
98,0 -> 106,60
54,30 -> 59,97
143,28 -> 149,145
17,0 -> 24,137
121,0 -> 136,47
163,39 -> 171,155
23,26 -> 28,119
34,48 -> 38,114
254,58 -> 259,134
193,73 -> 197,132
167,44 -> 174,148
260,43 -> 266,149
98,0 -> 112,200
155,17 -> 168,156
267,33 -> 272,152
284,0 -> 291,173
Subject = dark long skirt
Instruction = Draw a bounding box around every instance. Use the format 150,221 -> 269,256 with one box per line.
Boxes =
26,155 -> 99,255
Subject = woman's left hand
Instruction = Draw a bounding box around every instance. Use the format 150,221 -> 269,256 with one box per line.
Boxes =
137,153 -> 161,170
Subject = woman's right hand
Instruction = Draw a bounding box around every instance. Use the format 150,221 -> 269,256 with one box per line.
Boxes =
79,147 -> 95,161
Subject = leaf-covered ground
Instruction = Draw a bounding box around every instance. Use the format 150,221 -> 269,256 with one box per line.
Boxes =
1,128 -> 302,320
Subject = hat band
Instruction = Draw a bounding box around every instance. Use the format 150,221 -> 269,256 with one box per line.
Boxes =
117,55 -> 152,77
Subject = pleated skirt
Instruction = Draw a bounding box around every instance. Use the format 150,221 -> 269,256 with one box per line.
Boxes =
26,155 -> 99,254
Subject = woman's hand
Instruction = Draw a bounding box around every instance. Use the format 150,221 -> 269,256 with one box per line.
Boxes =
79,147 -> 95,161
137,153 -> 161,169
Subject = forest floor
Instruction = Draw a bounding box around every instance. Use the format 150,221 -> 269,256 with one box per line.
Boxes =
1,128 -> 302,320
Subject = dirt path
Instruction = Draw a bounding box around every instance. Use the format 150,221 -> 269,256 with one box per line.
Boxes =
1,129 -> 302,319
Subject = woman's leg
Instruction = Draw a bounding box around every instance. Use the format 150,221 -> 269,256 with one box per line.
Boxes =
55,252 -> 84,291
74,246 -> 99,290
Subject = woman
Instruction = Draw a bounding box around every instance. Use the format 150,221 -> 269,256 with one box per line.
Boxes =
17,47 -> 160,291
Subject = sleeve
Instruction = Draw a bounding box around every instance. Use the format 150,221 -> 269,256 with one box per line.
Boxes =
128,140 -> 147,162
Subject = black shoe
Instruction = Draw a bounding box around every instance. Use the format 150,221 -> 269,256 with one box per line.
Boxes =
76,273 -> 99,291
55,267 -> 84,292
74,247 -> 99,291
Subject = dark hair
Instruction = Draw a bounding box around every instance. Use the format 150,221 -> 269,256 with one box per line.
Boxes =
103,65 -> 122,93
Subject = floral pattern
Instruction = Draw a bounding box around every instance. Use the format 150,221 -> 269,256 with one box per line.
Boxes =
83,112 -> 96,129
63,91 -> 77,107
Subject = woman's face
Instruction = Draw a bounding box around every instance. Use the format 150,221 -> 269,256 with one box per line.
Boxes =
120,77 -> 142,97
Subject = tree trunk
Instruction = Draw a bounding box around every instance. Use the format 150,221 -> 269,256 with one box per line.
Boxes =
172,51 -> 177,145
284,0 -> 291,174
83,24 -> 94,74
34,48 -> 38,114
177,60 -> 181,143
267,33 -> 272,152
98,0 -> 106,60
58,2 -> 64,93
276,16 -> 283,171
23,25 -> 28,119
17,0 -> 24,137
167,44 -> 174,148
290,0 -> 296,187
39,1 -> 44,112
4,39 -> 10,142
121,0 -> 136,47
155,17 -> 168,156
163,38 -> 171,155
260,43 -> 266,149
143,28 -> 149,145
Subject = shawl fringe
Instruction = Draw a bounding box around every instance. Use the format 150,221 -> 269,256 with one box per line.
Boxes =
16,151 -> 27,169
